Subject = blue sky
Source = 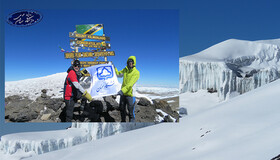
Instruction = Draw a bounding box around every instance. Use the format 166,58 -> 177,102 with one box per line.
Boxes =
1,0 -> 280,137
182,0 -> 280,57
5,9 -> 179,87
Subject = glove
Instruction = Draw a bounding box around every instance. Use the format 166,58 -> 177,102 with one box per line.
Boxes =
82,90 -> 93,101
117,90 -> 123,96
80,68 -> 88,77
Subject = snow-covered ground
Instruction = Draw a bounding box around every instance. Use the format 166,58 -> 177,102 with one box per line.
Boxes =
179,90 -> 220,115
5,73 -> 67,100
5,72 -> 178,101
20,78 -> 280,160
136,86 -> 179,99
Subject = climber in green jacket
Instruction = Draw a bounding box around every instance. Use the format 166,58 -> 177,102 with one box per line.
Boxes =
115,56 -> 140,122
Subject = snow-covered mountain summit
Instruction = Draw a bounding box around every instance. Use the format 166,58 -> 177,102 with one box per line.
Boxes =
183,39 -> 280,62
180,38 -> 280,99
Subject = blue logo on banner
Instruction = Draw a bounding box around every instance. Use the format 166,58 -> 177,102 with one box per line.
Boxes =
7,10 -> 43,27
96,66 -> 113,80
96,80 -> 115,92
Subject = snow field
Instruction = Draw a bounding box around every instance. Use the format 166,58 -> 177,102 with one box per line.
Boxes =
26,78 -> 280,160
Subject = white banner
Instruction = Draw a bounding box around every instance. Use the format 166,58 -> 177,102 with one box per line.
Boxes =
86,63 -> 121,97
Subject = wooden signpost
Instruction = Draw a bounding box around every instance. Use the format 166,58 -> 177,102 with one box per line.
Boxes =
64,24 -> 115,77
70,40 -> 111,49
69,32 -> 110,41
64,51 -> 115,59
80,61 -> 109,68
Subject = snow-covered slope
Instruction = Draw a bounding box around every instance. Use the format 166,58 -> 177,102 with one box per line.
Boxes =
26,78 -> 280,160
180,38 -> 280,99
179,90 -> 220,115
5,73 -> 67,100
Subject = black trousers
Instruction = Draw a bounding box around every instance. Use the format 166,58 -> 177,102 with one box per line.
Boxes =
119,95 -> 136,122
65,99 -> 75,122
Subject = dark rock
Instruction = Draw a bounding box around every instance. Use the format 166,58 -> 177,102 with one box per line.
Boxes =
90,100 -> 106,113
10,109 -> 38,122
152,99 -> 179,122
163,115 -> 174,122
137,97 -> 151,106
27,101 -> 44,114
41,93 -> 47,98
5,95 -> 65,122
157,111 -> 164,117
41,89 -> 47,93
5,95 -> 22,102
5,96 -> 37,122
107,110 -> 121,122
152,99 -> 169,109
271,154 -> 280,160
207,88 -> 217,93
245,69 -> 258,78
47,98 -> 64,112
103,96 -> 119,110
135,105 -> 157,122
5,93 -> 177,123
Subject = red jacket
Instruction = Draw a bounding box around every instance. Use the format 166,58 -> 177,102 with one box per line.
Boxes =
64,67 -> 79,100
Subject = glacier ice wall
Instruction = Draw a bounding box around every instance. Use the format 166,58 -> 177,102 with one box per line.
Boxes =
180,46 -> 280,100
0,128 -> 90,155
71,122 -> 154,141
0,122 -> 154,156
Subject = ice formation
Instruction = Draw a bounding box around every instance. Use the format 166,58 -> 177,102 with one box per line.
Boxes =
71,122 -> 154,141
0,128 -> 89,155
180,39 -> 280,99
0,123 -> 154,156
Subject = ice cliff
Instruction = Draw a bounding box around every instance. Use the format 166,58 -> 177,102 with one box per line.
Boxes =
71,122 -> 153,141
180,39 -> 280,99
0,122 -> 153,156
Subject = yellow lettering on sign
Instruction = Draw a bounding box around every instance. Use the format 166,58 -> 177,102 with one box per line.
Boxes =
76,41 -> 102,46
70,32 -> 109,41
72,33 -> 86,38
65,52 -> 74,59
65,51 -> 114,59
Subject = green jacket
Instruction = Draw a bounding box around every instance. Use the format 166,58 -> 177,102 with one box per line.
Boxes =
115,56 -> 140,97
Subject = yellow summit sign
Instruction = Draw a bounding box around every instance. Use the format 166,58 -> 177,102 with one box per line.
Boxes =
64,51 -> 115,59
